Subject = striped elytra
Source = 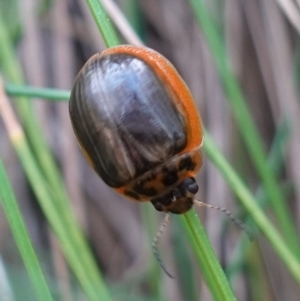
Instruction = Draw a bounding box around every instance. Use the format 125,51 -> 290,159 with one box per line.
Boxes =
69,45 -> 204,214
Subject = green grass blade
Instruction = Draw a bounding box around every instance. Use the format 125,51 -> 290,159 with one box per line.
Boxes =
0,159 -> 54,301
0,11 -> 111,301
227,119 -> 290,278
203,133 -> 300,284
86,0 -> 119,47
173,220 -> 200,301
179,211 -> 236,301
11,130 -> 111,301
0,10 -> 71,216
0,9 -> 74,242
188,0 -> 300,257
5,84 -> 70,101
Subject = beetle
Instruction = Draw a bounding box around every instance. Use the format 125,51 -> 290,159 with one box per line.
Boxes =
69,45 -> 253,278
69,44 -> 204,215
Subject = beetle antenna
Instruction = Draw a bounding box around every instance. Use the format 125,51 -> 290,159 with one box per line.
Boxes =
152,213 -> 174,278
194,200 -> 255,240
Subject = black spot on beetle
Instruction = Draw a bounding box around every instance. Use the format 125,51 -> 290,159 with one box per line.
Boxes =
179,156 -> 197,171
162,172 -> 179,186
162,166 -> 169,173
133,184 -> 157,197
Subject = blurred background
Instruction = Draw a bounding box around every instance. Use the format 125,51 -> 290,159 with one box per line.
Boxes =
0,0 -> 300,300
